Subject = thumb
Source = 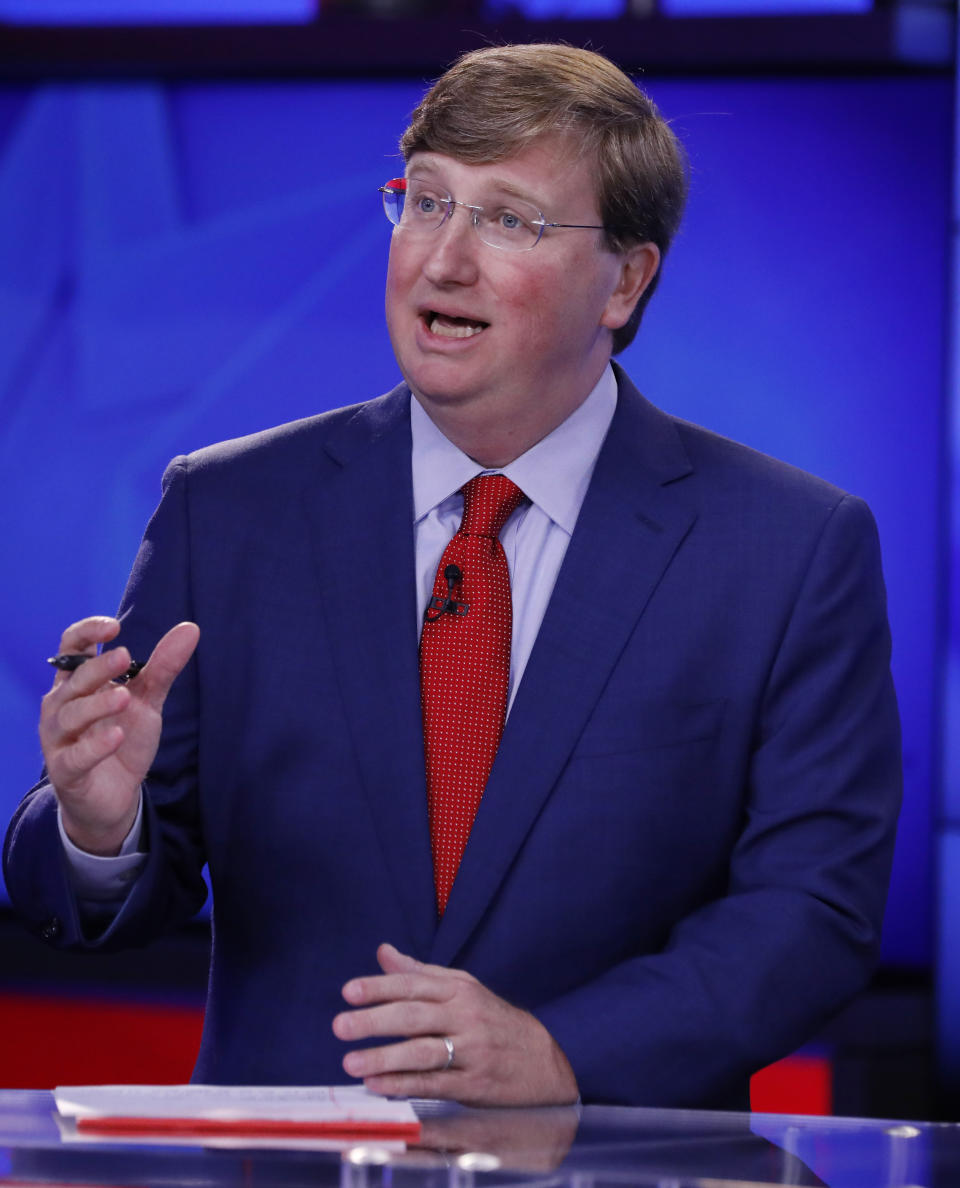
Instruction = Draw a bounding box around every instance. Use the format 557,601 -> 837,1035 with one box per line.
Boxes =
138,621 -> 200,705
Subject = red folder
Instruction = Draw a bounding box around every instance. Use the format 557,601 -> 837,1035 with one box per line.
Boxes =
76,1115 -> 421,1140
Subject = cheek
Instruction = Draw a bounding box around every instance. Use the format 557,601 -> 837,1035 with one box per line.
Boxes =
384,253 -> 415,350
514,285 -> 597,353
384,248 -> 401,306
497,270 -> 561,341
501,252 -> 612,342
385,238 -> 418,309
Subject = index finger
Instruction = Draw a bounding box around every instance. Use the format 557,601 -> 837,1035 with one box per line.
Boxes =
49,617 -> 124,690
342,970 -> 454,1007
57,616 -> 122,656
377,942 -> 474,983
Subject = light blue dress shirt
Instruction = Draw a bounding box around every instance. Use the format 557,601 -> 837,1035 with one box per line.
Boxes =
412,365 -> 617,710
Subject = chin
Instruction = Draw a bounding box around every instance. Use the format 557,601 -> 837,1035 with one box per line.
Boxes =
404,365 -> 488,408
413,383 -> 482,411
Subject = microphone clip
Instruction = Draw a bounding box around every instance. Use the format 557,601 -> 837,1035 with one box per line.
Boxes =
424,563 -> 470,622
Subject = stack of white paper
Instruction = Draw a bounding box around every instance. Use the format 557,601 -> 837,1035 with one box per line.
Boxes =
54,1084 -> 420,1150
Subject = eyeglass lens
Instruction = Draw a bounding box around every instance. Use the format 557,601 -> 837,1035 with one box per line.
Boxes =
380,179 -> 543,252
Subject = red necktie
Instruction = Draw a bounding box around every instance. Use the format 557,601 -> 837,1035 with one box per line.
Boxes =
420,474 -> 527,914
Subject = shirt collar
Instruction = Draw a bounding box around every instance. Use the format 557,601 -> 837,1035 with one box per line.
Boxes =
410,365 -> 618,536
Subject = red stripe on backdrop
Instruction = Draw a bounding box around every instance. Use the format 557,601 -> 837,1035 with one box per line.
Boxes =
751,1053 -> 833,1115
0,993 -> 203,1088
0,990 -> 830,1113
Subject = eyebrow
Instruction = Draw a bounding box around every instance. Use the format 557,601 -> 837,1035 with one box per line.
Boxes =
406,163 -> 546,210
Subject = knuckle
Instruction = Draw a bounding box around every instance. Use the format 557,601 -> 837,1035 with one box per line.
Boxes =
344,1008 -> 370,1037
389,1002 -> 413,1032
64,737 -> 95,775
42,677 -> 72,710
52,751 -> 82,786
418,1037 -> 440,1066
70,724 -> 112,769
363,1049 -> 387,1076
58,698 -> 92,739
62,619 -> 86,643
39,699 -> 59,733
380,1051 -> 400,1078
51,708 -> 75,742
408,1002 -> 437,1033
456,990 -> 483,1021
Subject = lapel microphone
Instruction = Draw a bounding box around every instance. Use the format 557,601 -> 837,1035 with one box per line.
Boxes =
424,564 -> 470,622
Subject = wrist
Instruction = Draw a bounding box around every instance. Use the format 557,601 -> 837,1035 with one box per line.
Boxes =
58,804 -> 138,857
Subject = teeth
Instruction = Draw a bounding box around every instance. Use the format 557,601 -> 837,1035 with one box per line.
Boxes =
429,314 -> 486,339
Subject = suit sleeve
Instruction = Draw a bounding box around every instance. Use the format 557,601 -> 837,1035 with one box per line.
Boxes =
533,493 -> 902,1107
3,457 -> 209,950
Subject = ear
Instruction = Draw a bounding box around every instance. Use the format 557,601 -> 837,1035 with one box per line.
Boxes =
600,242 -> 661,331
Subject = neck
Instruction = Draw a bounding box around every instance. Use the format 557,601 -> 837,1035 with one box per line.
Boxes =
413,364 -> 609,468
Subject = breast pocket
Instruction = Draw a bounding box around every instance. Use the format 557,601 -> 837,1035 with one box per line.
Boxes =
573,697 -> 727,758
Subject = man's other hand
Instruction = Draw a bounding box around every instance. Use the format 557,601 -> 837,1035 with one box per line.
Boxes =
40,616 -> 199,856
333,942 -> 578,1106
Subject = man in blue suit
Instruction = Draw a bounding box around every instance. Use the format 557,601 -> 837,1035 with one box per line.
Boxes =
5,44 -> 900,1109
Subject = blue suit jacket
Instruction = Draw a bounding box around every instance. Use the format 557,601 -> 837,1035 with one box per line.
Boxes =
4,367 -> 901,1108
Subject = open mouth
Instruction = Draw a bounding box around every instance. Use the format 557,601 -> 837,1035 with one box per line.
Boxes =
425,312 -> 489,339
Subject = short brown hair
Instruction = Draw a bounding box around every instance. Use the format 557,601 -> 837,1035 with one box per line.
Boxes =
400,43 -> 687,353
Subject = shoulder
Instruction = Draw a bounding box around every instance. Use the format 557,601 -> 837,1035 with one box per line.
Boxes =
670,414 -> 881,566
672,414 -> 850,510
161,383 -> 410,494
613,364 -> 861,524
609,368 -> 881,589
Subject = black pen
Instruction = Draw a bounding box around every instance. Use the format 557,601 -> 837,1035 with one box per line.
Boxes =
47,654 -> 144,681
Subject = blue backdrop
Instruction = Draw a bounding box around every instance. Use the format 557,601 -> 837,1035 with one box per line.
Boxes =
0,74 -> 950,968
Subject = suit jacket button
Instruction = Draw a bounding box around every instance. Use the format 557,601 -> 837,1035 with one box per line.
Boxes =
39,917 -> 61,941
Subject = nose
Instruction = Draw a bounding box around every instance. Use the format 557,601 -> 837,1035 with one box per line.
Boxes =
421,203 -> 481,287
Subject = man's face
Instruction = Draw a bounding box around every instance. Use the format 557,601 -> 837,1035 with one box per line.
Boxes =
384,137 -> 653,460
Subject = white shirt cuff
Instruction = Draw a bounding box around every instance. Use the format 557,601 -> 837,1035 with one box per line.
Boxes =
57,794 -> 147,902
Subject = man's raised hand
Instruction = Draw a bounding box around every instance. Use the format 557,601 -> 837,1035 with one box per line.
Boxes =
39,616 -> 199,856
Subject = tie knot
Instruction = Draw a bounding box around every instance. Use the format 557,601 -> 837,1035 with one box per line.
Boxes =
460,474 -> 526,540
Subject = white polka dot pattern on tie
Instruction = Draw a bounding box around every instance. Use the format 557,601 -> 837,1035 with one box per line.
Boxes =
420,474 -> 527,915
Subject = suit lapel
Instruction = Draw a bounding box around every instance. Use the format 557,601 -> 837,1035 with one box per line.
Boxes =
430,371 -> 697,967
300,385 -> 438,957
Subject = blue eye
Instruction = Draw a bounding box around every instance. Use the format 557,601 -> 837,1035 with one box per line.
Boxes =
497,209 -> 530,234
405,185 -> 448,222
